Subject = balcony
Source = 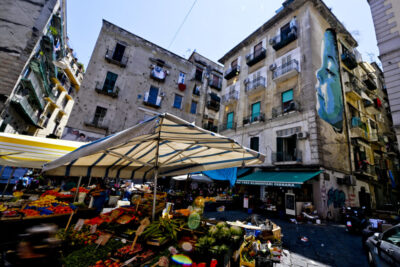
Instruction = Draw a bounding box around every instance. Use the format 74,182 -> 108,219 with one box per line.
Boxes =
203,124 -> 218,133
242,113 -> 265,125
150,66 -> 167,82
349,117 -> 368,140
363,74 -> 377,90
245,76 -> 266,93
21,75 -> 45,110
272,150 -> 302,164
355,164 -> 376,178
206,100 -> 220,112
364,99 -> 380,115
344,80 -> 362,101
246,48 -> 266,67
11,95 -> 39,126
272,59 -> 299,82
341,51 -> 358,70
270,31 -> 297,51
220,121 -> 237,131
105,49 -> 128,67
369,130 -> 378,142
95,81 -> 119,98
208,78 -> 222,90
84,120 -> 108,131
224,65 -> 240,80
271,101 -> 300,118
143,92 -> 161,108
222,90 -> 239,104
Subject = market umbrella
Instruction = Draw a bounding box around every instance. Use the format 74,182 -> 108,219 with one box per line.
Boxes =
173,174 -> 214,184
43,113 -> 265,219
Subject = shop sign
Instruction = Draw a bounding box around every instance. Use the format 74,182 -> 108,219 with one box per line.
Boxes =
237,180 -> 300,187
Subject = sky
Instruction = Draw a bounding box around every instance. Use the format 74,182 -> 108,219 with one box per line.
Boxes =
66,0 -> 379,68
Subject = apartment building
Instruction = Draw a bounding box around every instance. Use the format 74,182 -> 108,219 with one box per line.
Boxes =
219,0 -> 399,219
368,0 -> 400,151
0,0 -> 83,137
63,20 -> 222,142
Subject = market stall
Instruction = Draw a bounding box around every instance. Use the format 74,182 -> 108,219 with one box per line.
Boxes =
25,113 -> 273,266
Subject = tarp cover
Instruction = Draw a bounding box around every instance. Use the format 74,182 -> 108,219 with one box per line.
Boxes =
43,113 -> 265,179
202,167 -> 238,187
0,133 -> 84,169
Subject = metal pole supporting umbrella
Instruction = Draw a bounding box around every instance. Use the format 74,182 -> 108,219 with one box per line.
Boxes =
151,116 -> 163,221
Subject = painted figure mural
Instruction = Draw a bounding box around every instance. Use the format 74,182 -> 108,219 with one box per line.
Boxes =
316,29 -> 344,132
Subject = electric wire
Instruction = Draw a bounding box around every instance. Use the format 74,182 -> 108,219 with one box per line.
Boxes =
167,0 -> 198,49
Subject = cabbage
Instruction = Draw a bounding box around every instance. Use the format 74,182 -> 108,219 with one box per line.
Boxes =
230,225 -> 243,236
216,221 -> 227,229
208,225 -> 218,236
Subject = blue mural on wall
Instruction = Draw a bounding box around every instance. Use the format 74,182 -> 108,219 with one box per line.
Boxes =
316,29 -> 344,132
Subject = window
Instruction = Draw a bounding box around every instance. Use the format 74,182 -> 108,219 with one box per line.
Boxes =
282,89 -> 294,113
280,23 -> 292,40
282,54 -> 292,68
382,226 -> 400,246
231,59 -> 238,68
212,75 -> 221,85
254,42 -> 263,57
103,71 -> 118,92
190,101 -> 197,114
146,86 -> 159,105
178,72 -> 185,84
227,112 -> 234,129
277,135 -> 297,161
93,106 -> 107,126
112,43 -> 126,62
250,137 -> 259,152
62,97 -> 68,109
193,85 -> 200,96
251,102 -> 260,122
195,67 -> 203,82
173,94 -> 183,109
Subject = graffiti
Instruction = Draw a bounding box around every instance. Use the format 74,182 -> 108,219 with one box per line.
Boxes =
316,29 -> 344,132
320,183 -> 327,206
345,193 -> 356,207
327,188 -> 346,208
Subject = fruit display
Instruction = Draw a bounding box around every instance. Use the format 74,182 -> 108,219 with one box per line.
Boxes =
114,243 -> 142,259
21,195 -> 76,216
20,209 -> 40,217
41,189 -> 73,198
90,259 -> 121,267
71,187 -> 90,193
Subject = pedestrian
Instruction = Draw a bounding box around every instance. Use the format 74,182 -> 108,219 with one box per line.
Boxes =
89,181 -> 108,214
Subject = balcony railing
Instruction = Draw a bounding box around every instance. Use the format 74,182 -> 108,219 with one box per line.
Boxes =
355,163 -> 376,177
84,120 -> 108,131
203,124 -> 218,133
246,48 -> 266,66
270,31 -> 298,51
150,66 -> 167,82
95,81 -> 119,98
272,150 -> 302,163
243,113 -> 265,125
344,80 -> 362,100
220,121 -> 237,131
105,49 -> 128,67
222,90 -> 239,104
349,117 -> 368,140
245,76 -> 266,93
208,78 -> 222,90
273,59 -> 299,81
11,95 -> 39,125
206,100 -> 220,112
363,74 -> 377,90
224,65 -> 240,80
341,51 -> 358,70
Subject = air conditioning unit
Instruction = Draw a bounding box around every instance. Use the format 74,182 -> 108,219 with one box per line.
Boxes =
296,131 -> 309,139
269,38 -> 276,45
159,92 -> 166,97
337,177 -> 345,185
203,114 -> 208,119
55,127 -> 62,136
269,63 -> 277,71
243,78 -> 250,84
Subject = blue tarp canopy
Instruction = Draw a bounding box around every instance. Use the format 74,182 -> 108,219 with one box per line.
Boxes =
202,167 -> 238,187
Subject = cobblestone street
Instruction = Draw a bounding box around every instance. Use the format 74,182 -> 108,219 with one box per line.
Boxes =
204,211 -> 369,267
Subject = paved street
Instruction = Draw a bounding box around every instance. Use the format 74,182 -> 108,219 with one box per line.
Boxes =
204,211 -> 369,267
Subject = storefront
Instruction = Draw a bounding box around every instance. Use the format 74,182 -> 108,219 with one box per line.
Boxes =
236,171 -> 321,217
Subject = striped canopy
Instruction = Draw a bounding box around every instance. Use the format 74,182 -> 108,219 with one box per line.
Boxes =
0,133 -> 84,169
43,113 -> 265,179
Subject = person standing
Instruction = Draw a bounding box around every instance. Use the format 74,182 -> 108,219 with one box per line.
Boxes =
89,181 -> 108,214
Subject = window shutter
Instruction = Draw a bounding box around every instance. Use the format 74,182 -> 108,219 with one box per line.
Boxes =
262,37 -> 267,50
282,89 -> 293,103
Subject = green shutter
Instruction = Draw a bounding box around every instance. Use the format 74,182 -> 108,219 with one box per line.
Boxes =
282,89 -> 293,103
227,112 -> 234,129
251,102 -> 260,121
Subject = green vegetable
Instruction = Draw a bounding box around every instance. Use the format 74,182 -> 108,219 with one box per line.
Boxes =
216,221 -> 227,229
230,225 -> 243,236
208,225 -> 218,236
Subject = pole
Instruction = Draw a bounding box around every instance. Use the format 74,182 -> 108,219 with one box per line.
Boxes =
152,117 -> 163,221
74,176 -> 82,203
88,176 -> 92,187
2,167 -> 16,198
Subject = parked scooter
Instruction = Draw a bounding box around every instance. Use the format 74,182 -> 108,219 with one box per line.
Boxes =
344,206 -> 369,233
